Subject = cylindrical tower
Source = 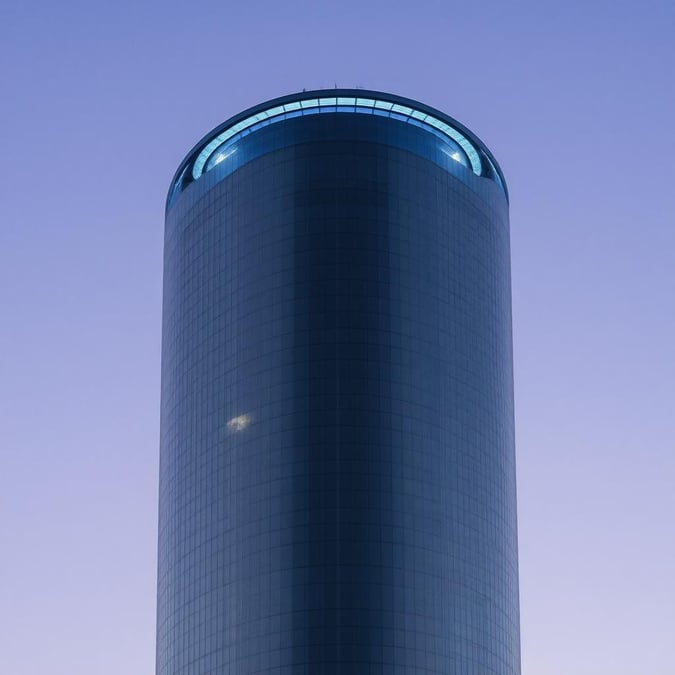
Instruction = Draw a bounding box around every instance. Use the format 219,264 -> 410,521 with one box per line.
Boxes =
157,90 -> 520,675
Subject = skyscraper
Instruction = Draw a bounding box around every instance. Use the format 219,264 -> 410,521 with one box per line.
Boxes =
157,90 -> 520,675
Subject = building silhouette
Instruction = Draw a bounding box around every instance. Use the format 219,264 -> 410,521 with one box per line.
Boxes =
157,90 -> 520,675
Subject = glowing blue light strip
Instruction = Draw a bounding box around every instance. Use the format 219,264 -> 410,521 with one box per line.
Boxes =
192,96 -> 483,180
486,155 -> 504,191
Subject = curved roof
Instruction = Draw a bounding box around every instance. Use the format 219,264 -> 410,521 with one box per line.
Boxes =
168,89 -> 508,206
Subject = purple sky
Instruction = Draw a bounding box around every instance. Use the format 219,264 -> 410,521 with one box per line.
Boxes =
2,1 -> 674,673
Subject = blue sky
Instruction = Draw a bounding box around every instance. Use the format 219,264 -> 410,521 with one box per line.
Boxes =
1,1 -> 674,673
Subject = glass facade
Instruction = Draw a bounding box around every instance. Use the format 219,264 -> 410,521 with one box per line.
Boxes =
157,90 -> 520,675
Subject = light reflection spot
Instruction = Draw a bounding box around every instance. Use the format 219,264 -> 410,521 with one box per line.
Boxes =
227,414 -> 251,432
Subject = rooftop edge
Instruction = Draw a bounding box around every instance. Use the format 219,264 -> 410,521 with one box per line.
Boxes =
167,88 -> 509,208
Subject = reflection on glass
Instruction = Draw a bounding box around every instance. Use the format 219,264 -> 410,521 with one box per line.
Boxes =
206,146 -> 237,172
227,414 -> 251,432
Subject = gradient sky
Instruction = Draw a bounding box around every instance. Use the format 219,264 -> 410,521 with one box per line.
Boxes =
1,1 -> 674,673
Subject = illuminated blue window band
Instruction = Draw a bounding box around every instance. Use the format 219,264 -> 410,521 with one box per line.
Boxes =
167,92 -> 509,209
203,107 -> 472,175
192,97 -> 483,181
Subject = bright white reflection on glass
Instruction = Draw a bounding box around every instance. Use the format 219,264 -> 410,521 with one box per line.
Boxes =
442,147 -> 465,165
227,414 -> 251,432
191,96 -> 483,181
206,147 -> 237,172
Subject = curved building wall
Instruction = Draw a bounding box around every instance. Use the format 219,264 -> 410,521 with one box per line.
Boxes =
157,94 -> 520,675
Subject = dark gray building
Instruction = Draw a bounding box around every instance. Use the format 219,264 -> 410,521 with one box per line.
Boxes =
157,90 -> 520,675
